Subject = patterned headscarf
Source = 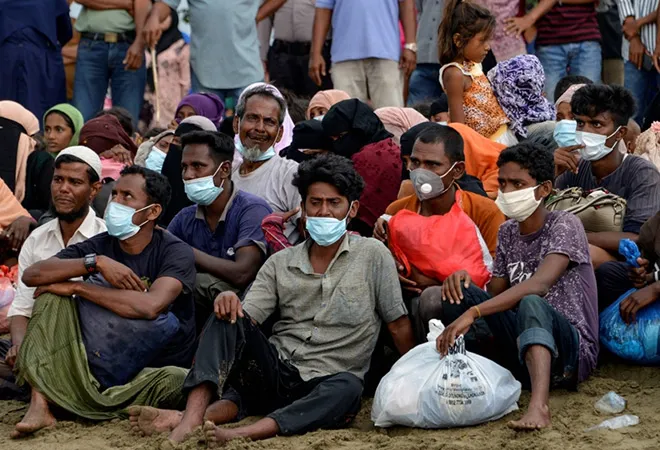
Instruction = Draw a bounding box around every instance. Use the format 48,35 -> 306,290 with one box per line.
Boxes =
488,55 -> 556,137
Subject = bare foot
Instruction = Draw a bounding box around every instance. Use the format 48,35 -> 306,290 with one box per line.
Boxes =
204,421 -> 235,449
508,403 -> 551,431
167,414 -> 202,444
128,406 -> 183,436
13,392 -> 56,437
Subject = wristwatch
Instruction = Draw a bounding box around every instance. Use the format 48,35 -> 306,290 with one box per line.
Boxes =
404,43 -> 418,53
84,253 -> 98,274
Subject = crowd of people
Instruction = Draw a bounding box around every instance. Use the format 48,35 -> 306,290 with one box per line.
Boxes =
3,0 -> 660,447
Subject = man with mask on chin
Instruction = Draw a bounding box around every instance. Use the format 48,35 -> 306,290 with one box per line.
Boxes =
232,83 -> 302,242
13,166 -> 195,438
437,142 -> 598,431
0,146 -> 106,400
128,154 -> 415,446
373,125 -> 504,340
168,131 -> 272,331
554,84 -> 660,268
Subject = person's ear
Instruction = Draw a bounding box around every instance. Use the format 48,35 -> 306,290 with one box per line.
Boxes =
617,126 -> 628,141
89,181 -> 102,201
452,33 -> 462,48
147,204 -> 162,222
453,161 -> 466,179
538,180 -> 553,200
233,116 -> 240,135
220,161 -> 232,178
275,126 -> 284,144
347,200 -> 360,220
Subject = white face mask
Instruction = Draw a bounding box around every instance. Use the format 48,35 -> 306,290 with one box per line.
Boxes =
576,126 -> 621,161
495,185 -> 542,222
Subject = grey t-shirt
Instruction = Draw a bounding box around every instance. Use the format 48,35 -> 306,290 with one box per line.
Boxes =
243,235 -> 408,381
555,155 -> 660,234
164,0 -> 263,89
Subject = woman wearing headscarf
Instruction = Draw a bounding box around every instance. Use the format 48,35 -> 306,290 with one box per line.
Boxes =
173,92 -> 225,128
160,116 -> 218,226
134,130 -> 175,172
279,119 -> 333,163
0,101 -> 40,203
322,99 -> 401,236
43,103 -> 85,155
305,89 -> 351,120
555,83 -> 586,122
374,107 -> 428,146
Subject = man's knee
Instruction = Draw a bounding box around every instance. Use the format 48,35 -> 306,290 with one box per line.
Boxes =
325,372 -> 363,402
516,296 -> 552,330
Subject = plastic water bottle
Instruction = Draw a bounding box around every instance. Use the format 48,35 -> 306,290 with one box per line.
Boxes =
594,391 -> 627,414
585,415 -> 639,432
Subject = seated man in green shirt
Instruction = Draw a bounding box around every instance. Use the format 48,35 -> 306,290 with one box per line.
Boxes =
128,153 -> 416,446
73,0 -> 150,126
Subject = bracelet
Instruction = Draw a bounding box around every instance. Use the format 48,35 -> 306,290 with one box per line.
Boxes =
472,305 -> 482,319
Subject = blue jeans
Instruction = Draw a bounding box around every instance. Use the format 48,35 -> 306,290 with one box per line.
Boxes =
73,38 -> 146,127
407,63 -> 443,106
535,41 -> 602,101
191,69 -> 250,110
624,61 -> 660,125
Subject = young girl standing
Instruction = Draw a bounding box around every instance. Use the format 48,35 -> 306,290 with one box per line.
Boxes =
438,0 -> 516,145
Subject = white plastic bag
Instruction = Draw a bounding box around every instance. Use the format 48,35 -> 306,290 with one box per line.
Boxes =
372,323 -> 521,429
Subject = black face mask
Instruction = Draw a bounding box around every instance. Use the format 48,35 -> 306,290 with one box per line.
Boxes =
168,143 -> 182,154
332,133 -> 365,158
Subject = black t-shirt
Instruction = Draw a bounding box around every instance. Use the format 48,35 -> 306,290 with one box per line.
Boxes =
56,229 -> 197,384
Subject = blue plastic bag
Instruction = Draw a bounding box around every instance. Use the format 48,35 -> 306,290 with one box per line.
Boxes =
600,289 -> 660,364
619,239 -> 641,268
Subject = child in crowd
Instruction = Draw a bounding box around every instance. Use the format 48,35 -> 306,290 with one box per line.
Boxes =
435,142 -> 598,430
438,0 -> 515,145
430,94 -> 449,124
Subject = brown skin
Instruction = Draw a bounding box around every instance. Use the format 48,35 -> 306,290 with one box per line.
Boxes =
374,140 -> 465,293
0,216 -> 34,253
439,161 -> 563,431
572,111 -> 638,260
233,95 -> 283,175
431,112 -> 450,123
308,8 -> 333,86
181,143 -> 264,288
44,112 -> 74,154
6,162 -> 101,369
308,106 -> 327,120
123,0 -> 150,71
132,182 -> 415,446
443,30 -> 493,125
620,280 -> 660,324
624,119 -> 641,154
154,134 -> 174,153
398,0 -> 417,78
175,105 -> 197,123
556,102 -> 573,121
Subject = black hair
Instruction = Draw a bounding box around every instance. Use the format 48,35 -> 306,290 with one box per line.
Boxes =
293,153 -> 365,202
430,94 -> 449,116
144,127 -> 166,139
438,0 -> 496,65
278,87 -> 309,124
95,107 -> 134,136
55,154 -> 100,184
45,110 -> 75,132
553,75 -> 594,102
497,142 -> 554,183
571,84 -> 636,127
181,130 -> 234,165
119,165 -> 171,215
410,102 -> 432,119
415,125 -> 465,163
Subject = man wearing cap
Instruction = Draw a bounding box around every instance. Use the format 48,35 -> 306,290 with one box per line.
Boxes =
0,146 -> 106,398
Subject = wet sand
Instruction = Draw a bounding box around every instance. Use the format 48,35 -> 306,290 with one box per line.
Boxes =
1,362 -> 659,450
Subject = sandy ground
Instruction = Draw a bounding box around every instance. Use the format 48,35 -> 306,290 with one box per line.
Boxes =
1,361 -> 659,450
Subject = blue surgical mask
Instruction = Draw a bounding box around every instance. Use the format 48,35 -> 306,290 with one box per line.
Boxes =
438,121 -> 448,126
576,126 -> 621,161
145,147 -> 167,173
314,115 -> 325,121
184,163 -> 226,205
305,203 -> 354,247
553,120 -> 578,147
235,122 -> 281,162
104,202 -> 154,241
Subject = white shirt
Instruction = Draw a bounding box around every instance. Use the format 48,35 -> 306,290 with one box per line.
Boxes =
8,208 -> 107,319
233,156 -> 301,242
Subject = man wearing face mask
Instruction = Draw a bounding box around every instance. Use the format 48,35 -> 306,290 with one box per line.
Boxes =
374,125 -> 504,340
437,142 -> 598,431
168,131 -> 272,332
128,154 -> 415,445
555,84 -> 660,268
14,166 -> 195,436
232,84 -> 302,243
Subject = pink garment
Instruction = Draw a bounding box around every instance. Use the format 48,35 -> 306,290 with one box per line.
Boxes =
0,101 -> 39,202
100,157 -> 125,181
374,107 -> 428,145
475,0 -> 526,61
306,90 -> 351,119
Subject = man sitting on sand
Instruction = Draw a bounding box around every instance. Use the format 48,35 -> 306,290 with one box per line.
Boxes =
129,154 -> 416,447
168,131 -> 271,331
435,143 -> 599,430
12,166 -> 195,438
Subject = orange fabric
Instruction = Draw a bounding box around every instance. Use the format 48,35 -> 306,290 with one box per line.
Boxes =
449,123 -> 505,198
388,191 -> 492,288
385,189 -> 505,258
0,178 -> 31,230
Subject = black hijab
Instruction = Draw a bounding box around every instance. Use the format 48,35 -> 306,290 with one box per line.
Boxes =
321,99 -> 392,158
280,119 -> 333,162
0,117 -> 24,193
